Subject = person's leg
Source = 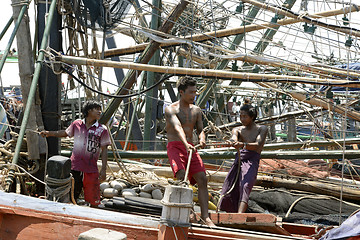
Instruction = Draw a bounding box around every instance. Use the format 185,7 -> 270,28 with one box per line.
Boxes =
238,201 -> 248,213
175,169 -> 185,181
83,172 -> 101,207
237,156 -> 259,213
192,171 -> 215,227
71,170 -> 83,201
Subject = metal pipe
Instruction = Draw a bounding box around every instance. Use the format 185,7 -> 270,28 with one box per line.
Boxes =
60,149 -> 360,160
5,0 -> 58,191
123,76 -> 144,150
0,17 -> 14,41
0,4 -> 27,73
0,4 -> 27,95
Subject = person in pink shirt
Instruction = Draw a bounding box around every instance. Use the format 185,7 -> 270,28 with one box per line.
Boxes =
41,100 -> 111,207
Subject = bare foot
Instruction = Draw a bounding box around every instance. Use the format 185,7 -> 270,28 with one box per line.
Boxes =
204,217 -> 216,227
189,212 -> 198,223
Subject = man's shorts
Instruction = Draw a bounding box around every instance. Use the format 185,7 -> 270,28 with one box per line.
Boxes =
82,172 -> 101,206
167,141 -> 206,185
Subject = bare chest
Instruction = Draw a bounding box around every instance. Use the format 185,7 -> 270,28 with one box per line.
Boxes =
176,108 -> 197,126
238,127 -> 260,142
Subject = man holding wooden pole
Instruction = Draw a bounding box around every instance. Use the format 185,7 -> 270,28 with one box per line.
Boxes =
165,77 -> 215,227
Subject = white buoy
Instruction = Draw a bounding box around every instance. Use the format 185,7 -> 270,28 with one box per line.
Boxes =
141,183 -> 155,193
139,192 -> 152,198
100,182 -> 110,193
151,189 -> 163,200
122,188 -> 137,197
102,188 -> 118,198
110,181 -> 124,191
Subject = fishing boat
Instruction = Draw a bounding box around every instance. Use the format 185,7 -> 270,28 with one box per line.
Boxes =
0,0 -> 360,239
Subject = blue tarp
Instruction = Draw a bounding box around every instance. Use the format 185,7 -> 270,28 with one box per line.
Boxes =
320,211 -> 360,240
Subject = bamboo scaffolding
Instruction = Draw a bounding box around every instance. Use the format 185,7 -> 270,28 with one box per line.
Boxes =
178,46 -> 360,80
61,149 -> 360,160
228,54 -> 360,79
258,82 -> 360,122
241,0 -> 360,38
263,138 -> 360,150
99,0 -> 190,124
209,107 -> 323,132
58,54 -> 360,87
103,5 -> 360,57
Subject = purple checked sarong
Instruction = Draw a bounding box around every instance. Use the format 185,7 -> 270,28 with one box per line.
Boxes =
218,149 -> 260,213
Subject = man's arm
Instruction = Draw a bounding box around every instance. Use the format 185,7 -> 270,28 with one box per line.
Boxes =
195,108 -> 206,148
229,127 -> 242,149
40,130 -> 68,138
165,106 -> 194,152
99,145 -> 108,181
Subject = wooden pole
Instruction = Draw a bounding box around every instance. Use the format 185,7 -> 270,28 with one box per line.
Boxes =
241,0 -> 360,38
6,0 -> 57,191
61,149 -> 360,160
58,55 -> 360,88
104,5 -> 360,57
258,82 -> 360,122
99,0 -> 190,124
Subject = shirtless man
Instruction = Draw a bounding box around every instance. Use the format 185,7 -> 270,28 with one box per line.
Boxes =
165,77 -> 215,227
219,102 -> 268,213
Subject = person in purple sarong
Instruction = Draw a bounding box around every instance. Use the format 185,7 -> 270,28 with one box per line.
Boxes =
218,101 -> 268,213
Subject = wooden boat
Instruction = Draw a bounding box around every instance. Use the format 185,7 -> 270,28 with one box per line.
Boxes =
0,191 -> 317,240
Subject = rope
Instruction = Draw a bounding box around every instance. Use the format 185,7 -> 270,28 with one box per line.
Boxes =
285,194 -> 360,218
45,174 -> 73,202
0,163 -> 45,185
160,200 -> 193,208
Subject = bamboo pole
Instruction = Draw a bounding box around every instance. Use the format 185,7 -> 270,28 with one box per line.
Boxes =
61,149 -> 360,160
258,82 -> 360,122
13,0 -> 44,161
0,17 -> 14,41
229,54 -> 360,79
5,0 -> 57,191
99,0 -> 190,124
241,0 -> 360,38
58,54 -> 360,87
103,5 -> 360,57
209,107 -> 323,131
178,47 -> 360,82
0,4 -> 27,94
263,138 -> 360,150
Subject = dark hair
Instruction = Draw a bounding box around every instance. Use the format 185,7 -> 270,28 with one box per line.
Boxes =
82,100 -> 101,118
177,77 -> 197,93
240,103 -> 257,121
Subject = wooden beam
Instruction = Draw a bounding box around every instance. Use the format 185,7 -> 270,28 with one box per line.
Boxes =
58,55 -> 360,87
258,82 -> 360,122
99,0 -> 190,124
103,5 -> 360,57
242,0 -> 360,38
209,108 -> 323,132
61,149 -> 360,160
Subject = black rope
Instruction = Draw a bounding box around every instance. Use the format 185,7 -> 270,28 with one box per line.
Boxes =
62,65 -> 173,98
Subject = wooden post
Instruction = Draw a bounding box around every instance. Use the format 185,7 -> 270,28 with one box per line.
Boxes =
11,0 -> 43,160
287,106 -> 297,142
99,0 -> 190,125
